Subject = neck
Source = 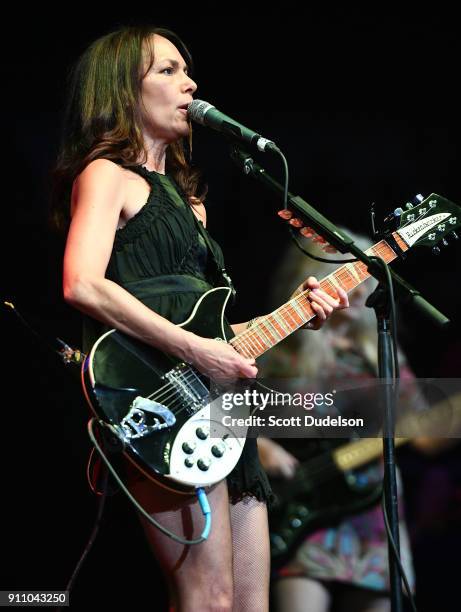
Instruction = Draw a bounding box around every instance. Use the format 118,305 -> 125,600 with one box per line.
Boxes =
141,137 -> 169,174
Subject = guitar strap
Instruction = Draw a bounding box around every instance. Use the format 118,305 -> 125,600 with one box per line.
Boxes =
153,169 -> 237,304
193,216 -> 237,304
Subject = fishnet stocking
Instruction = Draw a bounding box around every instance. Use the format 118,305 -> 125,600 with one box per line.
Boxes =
229,496 -> 270,612
127,476 -> 270,611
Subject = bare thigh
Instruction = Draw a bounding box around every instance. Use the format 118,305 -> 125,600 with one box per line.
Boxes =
272,576 -> 332,612
129,477 -> 233,612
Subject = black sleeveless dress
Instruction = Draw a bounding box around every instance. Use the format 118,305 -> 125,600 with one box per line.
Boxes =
85,164 -> 274,505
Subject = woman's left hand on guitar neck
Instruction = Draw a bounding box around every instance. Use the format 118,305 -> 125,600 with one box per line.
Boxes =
291,276 -> 349,330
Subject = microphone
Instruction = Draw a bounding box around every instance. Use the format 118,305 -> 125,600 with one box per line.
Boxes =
187,99 -> 279,153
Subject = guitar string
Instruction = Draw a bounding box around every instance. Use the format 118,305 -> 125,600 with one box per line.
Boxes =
232,200 -> 448,358
231,241 -> 394,357
129,242 -> 395,421
125,205 -> 449,425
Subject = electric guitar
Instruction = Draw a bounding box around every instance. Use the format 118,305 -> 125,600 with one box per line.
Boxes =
268,392 -> 461,565
82,193 -> 460,493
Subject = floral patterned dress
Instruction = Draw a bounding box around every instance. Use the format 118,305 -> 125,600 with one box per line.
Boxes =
266,345 -> 417,592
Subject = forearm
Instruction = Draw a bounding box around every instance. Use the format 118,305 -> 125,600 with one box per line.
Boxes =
65,277 -> 196,361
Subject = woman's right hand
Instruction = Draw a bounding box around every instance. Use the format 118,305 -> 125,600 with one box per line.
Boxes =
185,335 -> 258,382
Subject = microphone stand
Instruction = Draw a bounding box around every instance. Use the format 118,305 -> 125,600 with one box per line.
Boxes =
230,146 -> 450,612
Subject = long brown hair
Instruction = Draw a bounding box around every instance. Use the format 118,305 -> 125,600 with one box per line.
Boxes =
51,24 -> 204,231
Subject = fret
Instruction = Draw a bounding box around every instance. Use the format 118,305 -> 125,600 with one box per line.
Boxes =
334,436 -> 408,471
230,233 -> 404,359
278,303 -> 304,327
278,303 -> 300,328
233,326 -> 266,356
290,297 -> 311,324
272,310 -> 292,335
256,321 -> 277,347
237,334 -> 259,359
247,330 -> 266,353
325,275 -> 342,292
265,315 -> 284,341
333,438 -> 383,471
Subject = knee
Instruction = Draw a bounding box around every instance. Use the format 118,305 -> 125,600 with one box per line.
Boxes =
202,579 -> 233,612
177,576 -> 233,612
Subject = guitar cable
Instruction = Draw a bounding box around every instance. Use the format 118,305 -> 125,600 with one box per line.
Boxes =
4,300 -> 213,543
87,418 -> 212,544
3,301 -> 212,608
58,421 -> 212,607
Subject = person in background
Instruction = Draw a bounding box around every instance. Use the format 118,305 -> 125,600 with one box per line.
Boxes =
257,229 -> 438,612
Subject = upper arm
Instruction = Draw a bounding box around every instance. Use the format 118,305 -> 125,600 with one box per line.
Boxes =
63,159 -> 125,294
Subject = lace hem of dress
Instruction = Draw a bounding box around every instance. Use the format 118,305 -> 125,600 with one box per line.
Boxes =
227,472 -> 277,507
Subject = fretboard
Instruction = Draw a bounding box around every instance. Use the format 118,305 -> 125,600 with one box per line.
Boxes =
333,392 -> 460,471
229,232 -> 408,358
333,437 -> 408,472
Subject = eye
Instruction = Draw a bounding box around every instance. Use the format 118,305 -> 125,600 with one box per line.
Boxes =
161,67 -> 174,75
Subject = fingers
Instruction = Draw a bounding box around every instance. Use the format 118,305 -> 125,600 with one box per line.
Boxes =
336,286 -> 349,309
309,290 -> 338,320
304,276 -> 320,290
240,362 -> 258,378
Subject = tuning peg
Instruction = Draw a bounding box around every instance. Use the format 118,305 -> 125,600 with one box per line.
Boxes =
442,238 -> 449,246
383,207 -> 404,224
405,203 -> 414,210
450,231 -> 459,240
432,246 -> 441,255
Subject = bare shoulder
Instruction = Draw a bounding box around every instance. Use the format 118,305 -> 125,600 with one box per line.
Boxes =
71,159 -> 126,216
76,158 -> 125,184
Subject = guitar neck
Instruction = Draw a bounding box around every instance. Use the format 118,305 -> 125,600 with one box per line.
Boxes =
333,437 -> 408,471
333,393 -> 461,471
229,232 -> 409,358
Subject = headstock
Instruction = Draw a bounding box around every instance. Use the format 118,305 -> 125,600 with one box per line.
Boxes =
277,193 -> 460,256
393,193 -> 460,253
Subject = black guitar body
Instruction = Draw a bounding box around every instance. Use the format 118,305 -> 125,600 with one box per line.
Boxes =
81,287 -> 247,493
269,449 -> 382,565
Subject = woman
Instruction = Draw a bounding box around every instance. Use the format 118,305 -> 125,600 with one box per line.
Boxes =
53,25 -> 348,611
257,231 -> 420,612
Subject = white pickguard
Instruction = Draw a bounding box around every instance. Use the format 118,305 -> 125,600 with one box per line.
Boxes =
168,404 -> 247,487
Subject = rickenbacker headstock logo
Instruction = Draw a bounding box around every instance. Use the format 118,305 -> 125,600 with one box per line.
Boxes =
398,212 -> 451,246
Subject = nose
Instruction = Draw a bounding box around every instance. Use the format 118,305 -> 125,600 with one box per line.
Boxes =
183,73 -> 197,95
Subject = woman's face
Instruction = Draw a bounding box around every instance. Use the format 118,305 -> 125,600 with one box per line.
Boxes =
140,34 -> 197,143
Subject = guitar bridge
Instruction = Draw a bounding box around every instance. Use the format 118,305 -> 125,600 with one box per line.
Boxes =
118,396 -> 176,440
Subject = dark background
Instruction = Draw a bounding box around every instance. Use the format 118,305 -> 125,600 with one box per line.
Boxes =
4,6 -> 460,611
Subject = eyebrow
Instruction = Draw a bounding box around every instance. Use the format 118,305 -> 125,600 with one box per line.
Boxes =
159,58 -> 189,71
